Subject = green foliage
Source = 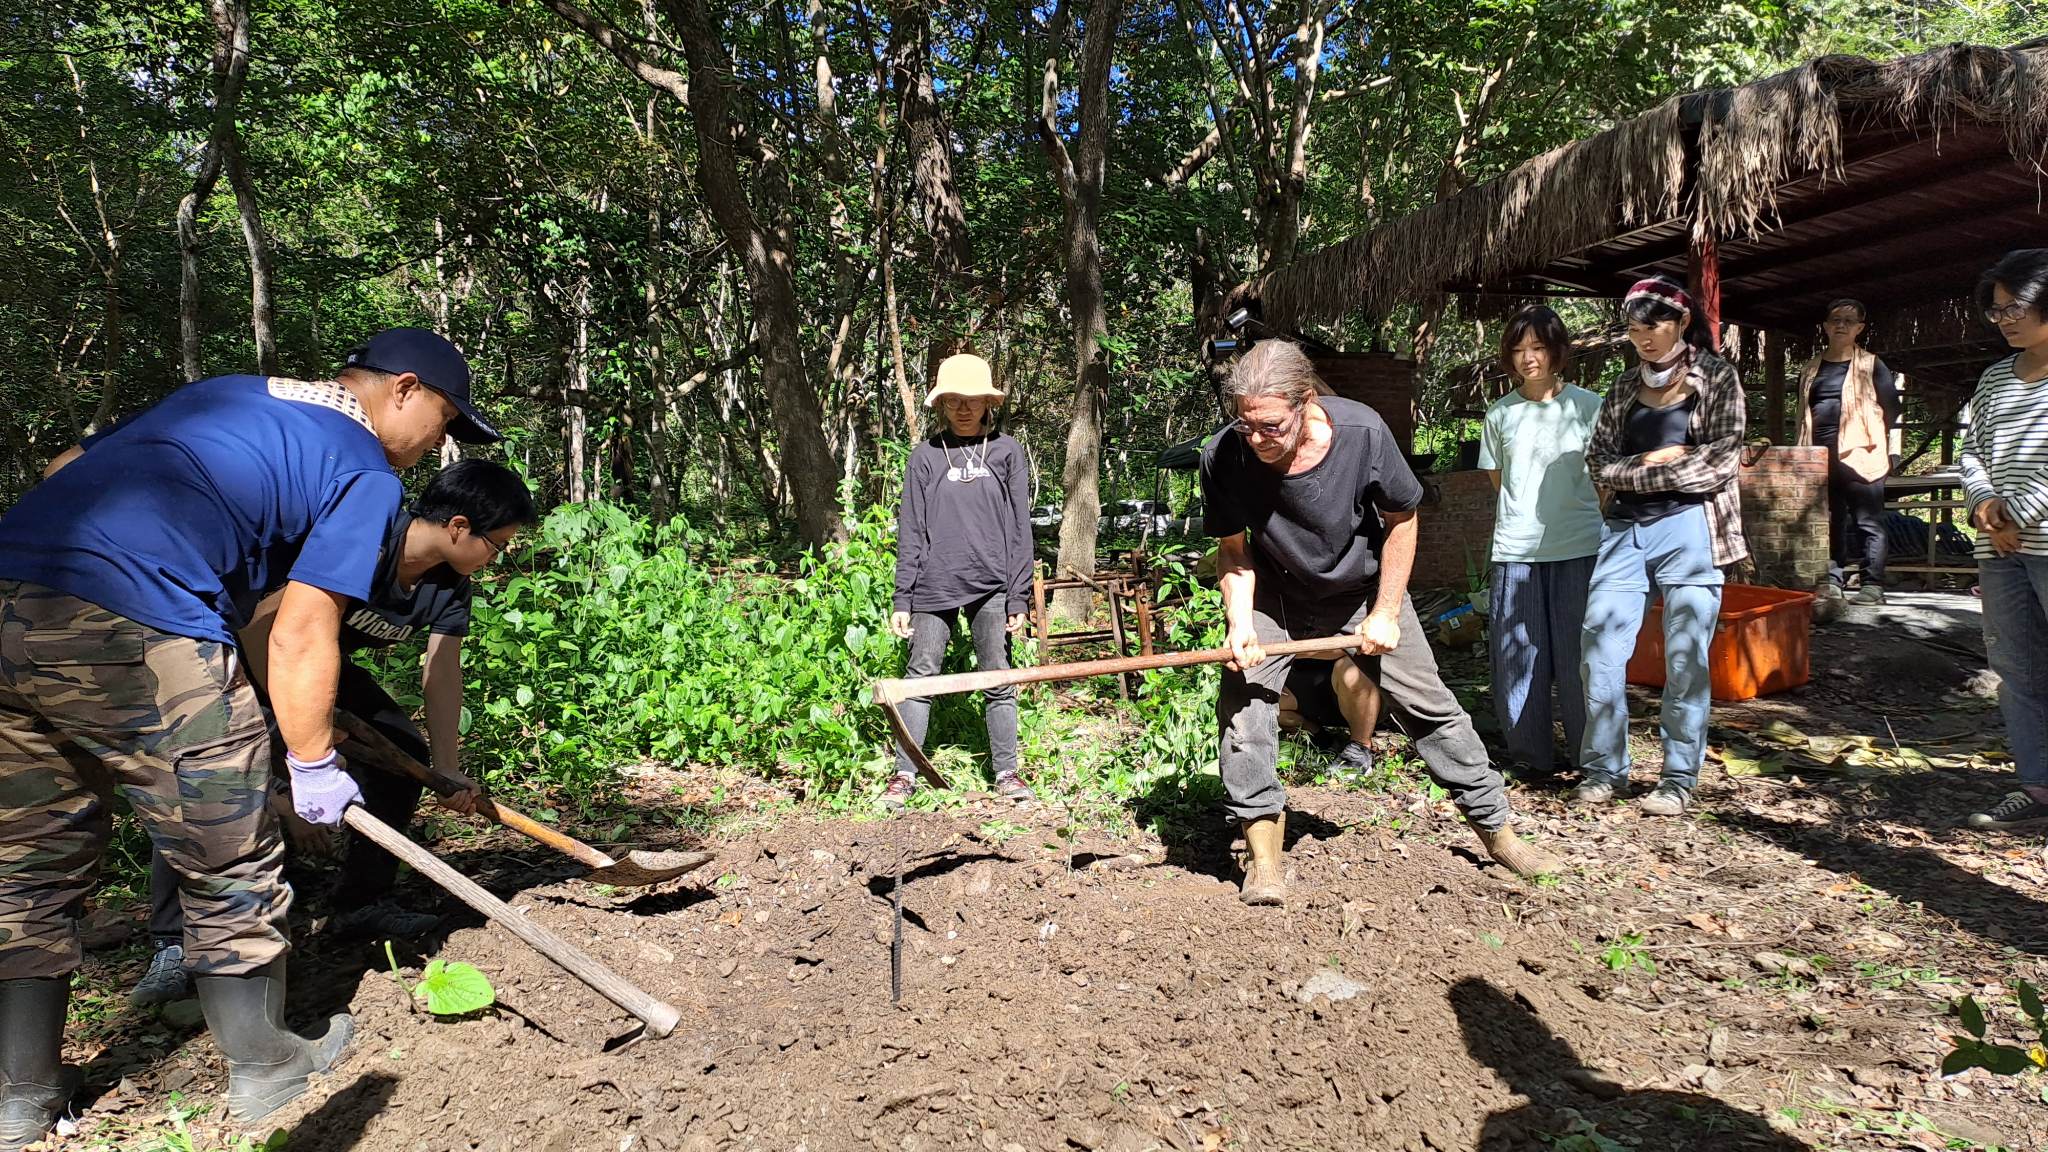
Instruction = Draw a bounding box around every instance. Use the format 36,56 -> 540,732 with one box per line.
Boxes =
1944,982 -> 2048,1079
412,959 -> 496,1017
460,501 -> 904,802
1601,933 -> 1656,975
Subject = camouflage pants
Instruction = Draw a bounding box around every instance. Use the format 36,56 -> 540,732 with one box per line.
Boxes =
0,580 -> 289,979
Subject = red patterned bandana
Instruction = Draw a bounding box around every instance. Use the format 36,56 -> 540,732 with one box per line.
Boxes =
1625,278 -> 1693,316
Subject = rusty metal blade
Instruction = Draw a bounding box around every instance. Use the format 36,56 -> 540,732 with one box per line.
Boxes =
875,685 -> 949,790
582,848 -> 716,888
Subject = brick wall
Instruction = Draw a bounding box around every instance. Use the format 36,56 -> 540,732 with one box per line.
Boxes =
1401,449 -> 1829,592
1412,470 -> 1499,591
1313,352 -> 1417,452
1737,445 -> 1830,588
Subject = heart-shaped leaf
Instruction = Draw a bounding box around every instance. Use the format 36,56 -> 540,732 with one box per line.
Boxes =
414,959 -> 496,1017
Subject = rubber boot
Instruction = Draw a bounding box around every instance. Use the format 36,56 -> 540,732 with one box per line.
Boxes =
0,977 -> 72,1152
1239,812 -> 1288,907
1474,823 -> 1563,878
194,960 -> 354,1123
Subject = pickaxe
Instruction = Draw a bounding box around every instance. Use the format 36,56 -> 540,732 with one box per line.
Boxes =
335,711 -> 712,888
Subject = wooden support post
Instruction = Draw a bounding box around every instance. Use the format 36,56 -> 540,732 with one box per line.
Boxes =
1133,585 -> 1156,658
1106,583 -> 1131,701
1032,563 -> 1050,657
1763,330 -> 1787,445
1687,228 -> 1723,353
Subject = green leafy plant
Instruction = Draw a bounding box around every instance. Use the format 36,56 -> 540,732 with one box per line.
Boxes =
384,941 -> 495,1017
1945,981 -> 2048,1078
412,959 -> 497,1018
1601,933 -> 1656,976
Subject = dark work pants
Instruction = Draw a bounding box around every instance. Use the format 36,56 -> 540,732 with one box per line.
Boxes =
1826,451 -> 1889,583
1489,556 -> 1594,771
1218,590 -> 1509,829
149,662 -> 426,941
892,591 -> 1018,779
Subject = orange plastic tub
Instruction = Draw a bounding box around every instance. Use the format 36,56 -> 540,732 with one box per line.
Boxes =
1625,584 -> 1815,702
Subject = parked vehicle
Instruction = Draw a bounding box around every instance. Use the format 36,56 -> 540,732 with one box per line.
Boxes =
1102,499 -> 1175,537
1030,504 -> 1063,534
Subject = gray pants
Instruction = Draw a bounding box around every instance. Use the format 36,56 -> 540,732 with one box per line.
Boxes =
893,591 -> 1018,778
1218,591 -> 1508,828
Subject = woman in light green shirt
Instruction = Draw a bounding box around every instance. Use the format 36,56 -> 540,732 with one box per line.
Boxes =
1478,306 -> 1605,775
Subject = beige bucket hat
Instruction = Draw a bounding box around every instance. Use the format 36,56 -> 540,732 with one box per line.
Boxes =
923,352 -> 1005,406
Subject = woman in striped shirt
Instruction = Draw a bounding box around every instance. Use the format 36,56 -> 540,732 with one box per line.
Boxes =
1960,249 -> 2048,831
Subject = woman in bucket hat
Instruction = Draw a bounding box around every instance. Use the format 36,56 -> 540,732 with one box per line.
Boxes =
884,353 -> 1035,810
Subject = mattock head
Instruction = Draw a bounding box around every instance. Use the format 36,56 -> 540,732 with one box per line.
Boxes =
582,848 -> 715,888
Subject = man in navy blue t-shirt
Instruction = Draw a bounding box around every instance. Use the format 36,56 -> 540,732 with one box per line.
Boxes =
0,328 -> 498,1137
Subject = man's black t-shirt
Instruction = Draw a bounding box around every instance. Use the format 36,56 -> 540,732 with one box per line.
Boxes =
1199,395 -> 1424,604
340,510 -> 473,652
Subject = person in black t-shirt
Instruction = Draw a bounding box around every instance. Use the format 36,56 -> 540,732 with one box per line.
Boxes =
130,460 -> 536,1007
1797,299 -> 1901,604
1199,342 -> 1562,908
883,353 -> 1034,811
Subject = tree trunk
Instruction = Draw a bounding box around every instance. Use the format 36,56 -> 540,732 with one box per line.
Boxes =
1038,0 -> 1124,622
663,0 -> 843,546
226,143 -> 277,375
888,0 -> 972,277
540,0 -> 846,546
177,0 -> 254,382
567,290 -> 590,503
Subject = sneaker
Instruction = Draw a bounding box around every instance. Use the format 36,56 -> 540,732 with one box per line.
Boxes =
1570,777 -> 1617,806
130,941 -> 193,1008
879,773 -> 917,812
330,901 -> 441,938
1853,584 -> 1886,605
1639,780 -> 1692,817
993,771 -> 1032,803
1966,791 -> 2048,830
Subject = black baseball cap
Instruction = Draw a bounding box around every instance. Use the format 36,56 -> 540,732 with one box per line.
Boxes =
343,328 -> 502,444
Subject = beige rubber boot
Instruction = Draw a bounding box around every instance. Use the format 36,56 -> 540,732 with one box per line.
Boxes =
1239,813 -> 1288,907
1474,824 -> 1562,879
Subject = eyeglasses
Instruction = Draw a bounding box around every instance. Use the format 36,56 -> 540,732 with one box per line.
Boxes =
478,533 -> 508,562
1986,301 -> 2037,325
1232,408 -> 1302,440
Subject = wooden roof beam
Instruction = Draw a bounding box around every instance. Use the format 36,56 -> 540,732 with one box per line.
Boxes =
1572,148 -> 2024,282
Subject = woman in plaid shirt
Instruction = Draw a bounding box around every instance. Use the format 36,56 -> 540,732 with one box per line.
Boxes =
1576,277 -> 1747,817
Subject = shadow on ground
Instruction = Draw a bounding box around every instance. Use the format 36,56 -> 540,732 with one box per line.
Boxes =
1716,807 -> 2048,956
1451,977 -> 1812,1151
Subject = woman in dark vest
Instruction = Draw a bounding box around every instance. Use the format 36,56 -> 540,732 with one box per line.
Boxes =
884,353 -> 1034,811
1798,299 -> 1901,605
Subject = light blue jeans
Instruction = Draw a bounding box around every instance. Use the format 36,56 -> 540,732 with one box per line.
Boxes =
1579,506 -> 1723,790
1979,553 -> 2048,788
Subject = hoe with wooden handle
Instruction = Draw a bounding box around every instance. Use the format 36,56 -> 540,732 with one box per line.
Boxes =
874,632 -> 1373,784
343,805 -> 682,1038
334,711 -> 712,888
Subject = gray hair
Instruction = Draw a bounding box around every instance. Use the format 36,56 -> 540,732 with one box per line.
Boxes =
1224,340 -> 1330,411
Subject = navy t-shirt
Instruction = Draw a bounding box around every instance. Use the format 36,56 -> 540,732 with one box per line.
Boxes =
0,375 -> 401,645
1199,396 -> 1424,603
341,510 -> 473,651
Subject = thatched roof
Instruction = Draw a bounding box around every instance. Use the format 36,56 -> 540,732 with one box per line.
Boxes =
1238,41 -> 2048,335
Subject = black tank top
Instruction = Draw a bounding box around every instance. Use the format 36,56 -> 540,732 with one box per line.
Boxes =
1613,394 -> 1709,524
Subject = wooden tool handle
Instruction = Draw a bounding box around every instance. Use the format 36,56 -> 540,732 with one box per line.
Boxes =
874,631 -> 1369,704
343,806 -> 681,1038
333,710 -> 616,871
472,798 -> 612,869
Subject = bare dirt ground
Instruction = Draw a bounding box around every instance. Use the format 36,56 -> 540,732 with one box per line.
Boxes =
52,593 -> 2048,1152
